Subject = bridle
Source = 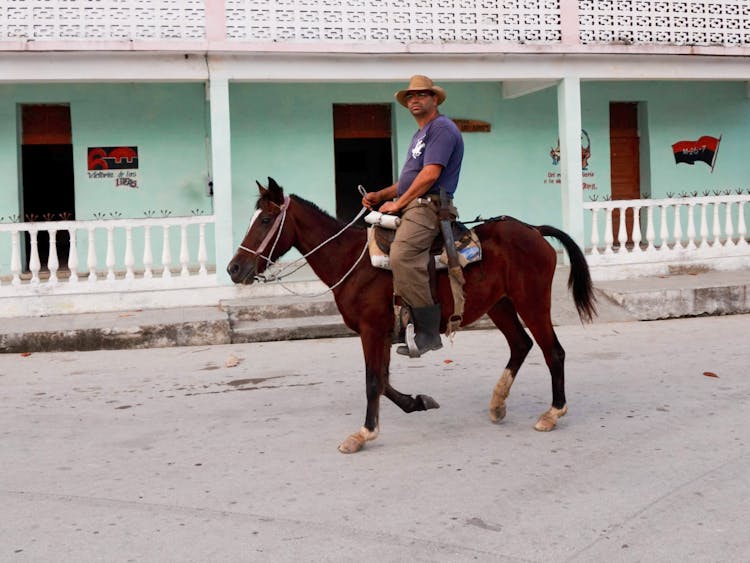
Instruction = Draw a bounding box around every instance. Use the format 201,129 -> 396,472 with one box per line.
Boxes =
236,192 -> 370,295
237,195 -> 291,270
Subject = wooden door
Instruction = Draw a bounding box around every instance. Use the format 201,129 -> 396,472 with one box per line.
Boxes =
609,102 -> 640,246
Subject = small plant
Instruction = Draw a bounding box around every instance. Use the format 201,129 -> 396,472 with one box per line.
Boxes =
25,213 -> 38,222
59,212 -> 73,220
160,209 -> 172,217
109,211 -> 122,218
93,212 -> 106,219
42,213 -> 56,221
144,210 -> 157,217
666,192 -> 675,198
7,214 -> 20,223
190,208 -> 205,215
602,195 -> 611,201
588,194 -> 599,201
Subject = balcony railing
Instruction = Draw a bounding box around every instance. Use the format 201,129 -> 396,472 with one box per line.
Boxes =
584,193 -> 750,278
1,0 -> 748,49
0,215 -> 216,296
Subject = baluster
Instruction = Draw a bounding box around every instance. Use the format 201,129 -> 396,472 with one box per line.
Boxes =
659,204 -> 669,250
589,208 -> 600,254
737,201 -> 748,247
198,222 -> 208,275
10,230 -> 21,286
711,200 -> 722,246
645,205 -> 655,252
47,228 -> 59,285
106,225 -> 116,281
143,225 -> 153,278
723,200 -> 735,247
161,224 -> 172,278
87,226 -> 98,282
68,228 -> 79,283
698,201 -> 709,247
180,223 -> 190,277
686,203 -> 697,249
617,204 -> 627,250
29,229 -> 41,284
631,206 -> 642,251
124,225 -> 135,280
673,203 -> 684,248
603,207 -> 614,254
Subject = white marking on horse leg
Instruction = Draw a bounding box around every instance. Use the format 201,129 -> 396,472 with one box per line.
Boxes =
489,368 -> 514,423
534,405 -> 568,432
338,426 -> 379,454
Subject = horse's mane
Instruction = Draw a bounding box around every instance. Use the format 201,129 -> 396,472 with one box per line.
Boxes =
288,194 -> 368,231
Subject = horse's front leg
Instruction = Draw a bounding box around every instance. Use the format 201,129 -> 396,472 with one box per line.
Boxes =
338,330 -> 389,454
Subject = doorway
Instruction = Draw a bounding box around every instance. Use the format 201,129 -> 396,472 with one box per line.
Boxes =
609,102 -> 640,246
20,104 -> 75,272
332,104 -> 394,223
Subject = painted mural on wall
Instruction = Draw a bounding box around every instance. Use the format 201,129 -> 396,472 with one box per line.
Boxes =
545,129 -> 597,191
671,135 -> 721,172
87,146 -> 139,188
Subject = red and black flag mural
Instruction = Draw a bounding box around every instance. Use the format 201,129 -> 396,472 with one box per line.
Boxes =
87,146 -> 138,170
671,135 -> 721,172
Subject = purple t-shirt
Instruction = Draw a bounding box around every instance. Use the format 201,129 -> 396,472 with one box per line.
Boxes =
396,115 -> 464,198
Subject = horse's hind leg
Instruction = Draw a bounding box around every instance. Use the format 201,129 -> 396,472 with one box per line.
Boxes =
486,298 -> 533,423
518,308 -> 568,432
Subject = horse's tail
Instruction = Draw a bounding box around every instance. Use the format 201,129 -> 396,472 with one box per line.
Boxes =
537,225 -> 597,323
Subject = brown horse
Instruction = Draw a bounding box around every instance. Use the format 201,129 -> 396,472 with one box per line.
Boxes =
227,178 -> 596,453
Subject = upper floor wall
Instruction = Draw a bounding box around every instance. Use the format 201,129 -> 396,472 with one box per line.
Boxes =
1,0 -> 749,56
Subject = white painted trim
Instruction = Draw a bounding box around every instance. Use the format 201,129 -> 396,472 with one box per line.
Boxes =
502,80 -> 557,99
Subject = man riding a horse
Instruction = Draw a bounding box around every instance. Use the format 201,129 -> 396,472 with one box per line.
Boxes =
362,75 -> 463,358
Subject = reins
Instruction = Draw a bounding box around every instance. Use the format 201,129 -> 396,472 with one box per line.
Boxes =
238,189 -> 371,298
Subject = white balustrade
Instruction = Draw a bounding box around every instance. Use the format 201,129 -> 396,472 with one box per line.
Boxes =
584,194 -> 750,273
0,216 -> 215,294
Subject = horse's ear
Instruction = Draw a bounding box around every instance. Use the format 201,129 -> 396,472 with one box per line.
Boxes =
267,177 -> 285,204
256,180 -> 268,196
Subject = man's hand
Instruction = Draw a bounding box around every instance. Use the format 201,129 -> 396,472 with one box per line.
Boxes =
379,200 -> 401,215
361,191 -> 380,210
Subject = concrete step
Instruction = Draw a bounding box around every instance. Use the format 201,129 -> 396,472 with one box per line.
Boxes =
221,296 -> 339,323
230,314 -> 355,343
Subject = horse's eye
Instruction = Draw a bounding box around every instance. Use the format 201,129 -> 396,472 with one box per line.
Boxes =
261,216 -> 272,225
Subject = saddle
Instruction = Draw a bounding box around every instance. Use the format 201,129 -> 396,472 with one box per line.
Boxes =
368,221 -> 482,271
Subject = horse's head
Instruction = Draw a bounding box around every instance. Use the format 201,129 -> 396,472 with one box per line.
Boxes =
227,177 -> 295,284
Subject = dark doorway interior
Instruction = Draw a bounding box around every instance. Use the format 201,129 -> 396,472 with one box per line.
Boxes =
21,104 -> 75,272
333,104 -> 393,224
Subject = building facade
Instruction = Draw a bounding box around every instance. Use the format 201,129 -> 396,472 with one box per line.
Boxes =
1,0 -> 749,315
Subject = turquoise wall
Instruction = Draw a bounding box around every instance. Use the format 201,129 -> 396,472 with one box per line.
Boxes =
0,83 -> 214,272
228,81 -> 565,245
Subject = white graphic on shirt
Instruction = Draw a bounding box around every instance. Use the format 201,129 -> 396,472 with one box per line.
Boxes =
411,137 -> 426,159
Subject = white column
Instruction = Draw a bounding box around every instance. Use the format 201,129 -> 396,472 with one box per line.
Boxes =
557,77 -> 584,252
208,69 -> 234,284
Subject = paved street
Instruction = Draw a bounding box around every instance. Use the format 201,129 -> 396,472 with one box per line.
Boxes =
2,315 -> 749,562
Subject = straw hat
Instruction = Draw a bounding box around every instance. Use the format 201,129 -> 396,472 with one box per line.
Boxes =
394,75 -> 447,107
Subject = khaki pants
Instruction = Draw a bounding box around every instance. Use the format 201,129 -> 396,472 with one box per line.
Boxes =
390,197 -> 456,308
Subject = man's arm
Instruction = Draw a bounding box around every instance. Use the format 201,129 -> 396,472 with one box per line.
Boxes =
378,164 -> 442,214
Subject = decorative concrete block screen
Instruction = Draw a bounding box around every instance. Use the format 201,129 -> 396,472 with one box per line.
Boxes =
579,0 -> 750,47
225,0 -> 562,43
0,0 -> 206,40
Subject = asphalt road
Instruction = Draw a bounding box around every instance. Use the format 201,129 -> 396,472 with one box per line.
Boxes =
2,315 -> 749,562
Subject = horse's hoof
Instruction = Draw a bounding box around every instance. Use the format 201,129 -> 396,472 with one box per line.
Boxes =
417,394 -> 440,410
534,405 -> 568,432
338,433 -> 366,454
337,426 -> 379,454
489,404 -> 507,423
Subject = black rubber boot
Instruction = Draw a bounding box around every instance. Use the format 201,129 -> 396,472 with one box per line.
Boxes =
397,304 -> 443,358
